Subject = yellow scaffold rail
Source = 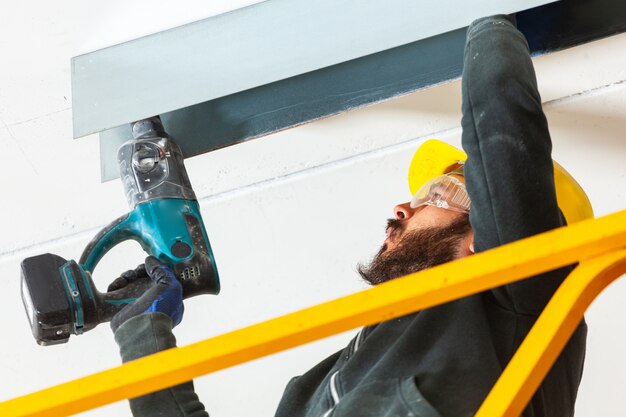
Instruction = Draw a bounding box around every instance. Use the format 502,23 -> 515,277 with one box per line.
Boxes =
476,250 -> 626,417
1,208 -> 626,417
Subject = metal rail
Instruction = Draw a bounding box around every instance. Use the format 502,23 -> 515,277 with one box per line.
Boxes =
475,250 -> 626,417
2,208 -> 626,417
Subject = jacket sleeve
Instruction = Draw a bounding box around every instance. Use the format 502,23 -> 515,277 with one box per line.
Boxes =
460,15 -> 573,315
114,312 -> 210,417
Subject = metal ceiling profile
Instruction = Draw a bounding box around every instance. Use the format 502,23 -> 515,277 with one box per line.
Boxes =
70,0 -> 626,181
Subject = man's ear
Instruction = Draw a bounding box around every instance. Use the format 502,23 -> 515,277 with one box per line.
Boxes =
458,229 -> 475,258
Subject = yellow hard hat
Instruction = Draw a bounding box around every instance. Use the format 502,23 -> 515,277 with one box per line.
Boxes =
408,139 -> 593,224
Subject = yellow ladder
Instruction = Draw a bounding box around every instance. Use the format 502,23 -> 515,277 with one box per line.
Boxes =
3,208 -> 626,417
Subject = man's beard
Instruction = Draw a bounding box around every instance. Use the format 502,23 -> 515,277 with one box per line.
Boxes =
358,215 -> 471,285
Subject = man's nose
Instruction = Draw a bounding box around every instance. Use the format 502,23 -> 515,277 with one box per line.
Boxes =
393,202 -> 414,220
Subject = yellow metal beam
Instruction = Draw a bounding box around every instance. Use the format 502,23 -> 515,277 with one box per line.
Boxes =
475,250 -> 626,417
2,209 -> 626,417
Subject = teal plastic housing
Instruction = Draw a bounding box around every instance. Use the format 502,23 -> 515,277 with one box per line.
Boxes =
79,198 -> 220,296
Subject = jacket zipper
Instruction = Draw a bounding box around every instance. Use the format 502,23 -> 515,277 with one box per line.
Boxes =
320,328 -> 364,417
352,328 -> 364,354
321,371 -> 340,417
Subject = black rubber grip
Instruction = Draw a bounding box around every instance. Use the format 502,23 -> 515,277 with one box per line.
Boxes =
79,213 -> 130,266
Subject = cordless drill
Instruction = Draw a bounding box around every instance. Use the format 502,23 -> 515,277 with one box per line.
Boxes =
20,117 -> 220,346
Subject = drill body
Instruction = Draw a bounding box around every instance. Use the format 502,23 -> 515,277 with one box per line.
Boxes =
21,117 -> 220,345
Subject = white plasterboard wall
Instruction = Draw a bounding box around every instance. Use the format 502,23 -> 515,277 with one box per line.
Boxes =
0,2 -> 625,416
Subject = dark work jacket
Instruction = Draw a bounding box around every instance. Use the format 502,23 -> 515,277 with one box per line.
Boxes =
115,15 -> 587,417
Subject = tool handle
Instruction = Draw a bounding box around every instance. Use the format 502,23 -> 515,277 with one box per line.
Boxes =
79,213 -> 134,273
96,277 -> 154,324
80,199 -> 220,299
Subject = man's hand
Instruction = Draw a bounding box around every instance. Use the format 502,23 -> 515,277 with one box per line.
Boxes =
110,256 -> 184,333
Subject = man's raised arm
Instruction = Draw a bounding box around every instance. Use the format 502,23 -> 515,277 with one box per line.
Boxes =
111,257 -> 210,417
461,15 -> 572,315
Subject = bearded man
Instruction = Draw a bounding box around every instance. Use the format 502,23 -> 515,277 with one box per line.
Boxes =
109,14 -> 587,417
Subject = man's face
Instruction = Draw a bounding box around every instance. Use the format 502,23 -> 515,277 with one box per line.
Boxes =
358,180 -> 474,285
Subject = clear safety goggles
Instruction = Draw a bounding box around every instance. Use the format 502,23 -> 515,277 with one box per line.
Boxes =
410,174 -> 471,213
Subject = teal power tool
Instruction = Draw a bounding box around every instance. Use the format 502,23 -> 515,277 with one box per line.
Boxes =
20,117 -> 220,345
